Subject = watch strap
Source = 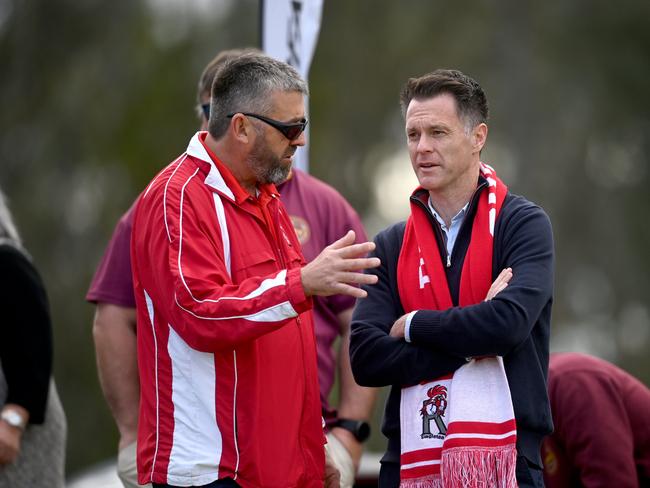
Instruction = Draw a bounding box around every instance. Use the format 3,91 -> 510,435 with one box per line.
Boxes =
335,418 -> 371,442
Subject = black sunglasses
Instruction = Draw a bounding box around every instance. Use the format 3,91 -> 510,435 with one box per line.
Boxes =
201,103 -> 210,120
227,112 -> 308,140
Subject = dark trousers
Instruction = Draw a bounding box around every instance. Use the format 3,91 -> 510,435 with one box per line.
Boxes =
515,456 -> 545,488
153,478 -> 239,488
379,456 -> 545,487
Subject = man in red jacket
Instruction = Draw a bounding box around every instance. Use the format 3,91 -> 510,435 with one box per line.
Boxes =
542,352 -> 650,487
131,53 -> 379,488
89,49 -> 377,488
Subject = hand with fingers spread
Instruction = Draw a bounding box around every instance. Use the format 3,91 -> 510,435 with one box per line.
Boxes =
301,230 -> 381,298
485,267 -> 512,301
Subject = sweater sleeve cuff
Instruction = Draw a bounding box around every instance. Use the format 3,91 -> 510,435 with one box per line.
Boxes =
286,267 -> 312,315
404,311 -> 418,343
5,394 -> 47,425
408,310 -> 443,345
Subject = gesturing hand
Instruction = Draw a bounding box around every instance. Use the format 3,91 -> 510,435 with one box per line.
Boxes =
301,230 -> 380,298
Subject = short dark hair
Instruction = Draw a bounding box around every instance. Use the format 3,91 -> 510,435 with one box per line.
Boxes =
399,69 -> 488,131
195,48 -> 263,118
207,54 -> 308,140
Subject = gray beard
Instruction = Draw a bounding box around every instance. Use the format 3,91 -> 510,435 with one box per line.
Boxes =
248,137 -> 292,185
264,163 -> 291,185
248,154 -> 291,185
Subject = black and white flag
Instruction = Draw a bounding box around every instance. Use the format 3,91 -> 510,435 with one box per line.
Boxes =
261,0 -> 324,172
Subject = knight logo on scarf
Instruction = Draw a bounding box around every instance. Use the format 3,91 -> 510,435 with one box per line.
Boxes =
397,163 -> 517,488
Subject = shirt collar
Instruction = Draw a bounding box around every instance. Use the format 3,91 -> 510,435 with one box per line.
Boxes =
428,198 -> 469,231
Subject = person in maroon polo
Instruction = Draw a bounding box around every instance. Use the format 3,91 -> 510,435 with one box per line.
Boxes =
542,352 -> 650,487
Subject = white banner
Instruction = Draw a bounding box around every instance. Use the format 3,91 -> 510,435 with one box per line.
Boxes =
261,0 -> 324,172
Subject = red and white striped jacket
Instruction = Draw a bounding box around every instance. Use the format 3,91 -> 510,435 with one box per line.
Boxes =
131,132 -> 325,487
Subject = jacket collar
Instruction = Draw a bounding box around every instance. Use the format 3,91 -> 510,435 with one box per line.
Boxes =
185,131 -> 239,202
185,131 -> 280,205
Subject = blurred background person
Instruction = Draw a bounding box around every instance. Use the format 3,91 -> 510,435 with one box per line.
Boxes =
88,48 -> 376,488
542,352 -> 650,487
0,189 -> 67,487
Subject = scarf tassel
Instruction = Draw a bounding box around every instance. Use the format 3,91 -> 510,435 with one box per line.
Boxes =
400,474 -> 443,488
440,445 -> 518,488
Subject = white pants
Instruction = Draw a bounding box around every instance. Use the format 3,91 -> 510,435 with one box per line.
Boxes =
325,432 -> 355,488
117,441 -> 151,488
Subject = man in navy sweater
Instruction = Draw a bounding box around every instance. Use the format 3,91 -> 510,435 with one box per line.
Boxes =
350,69 -> 554,487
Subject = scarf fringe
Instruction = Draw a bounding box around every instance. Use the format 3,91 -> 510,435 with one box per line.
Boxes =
441,445 -> 518,488
400,473 -> 443,488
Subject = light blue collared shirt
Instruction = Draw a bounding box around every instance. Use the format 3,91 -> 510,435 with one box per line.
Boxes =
404,199 -> 469,343
429,198 -> 469,267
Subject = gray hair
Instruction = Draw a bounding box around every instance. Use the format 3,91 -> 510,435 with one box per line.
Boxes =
0,189 -> 21,245
194,47 -> 263,119
208,54 -> 308,139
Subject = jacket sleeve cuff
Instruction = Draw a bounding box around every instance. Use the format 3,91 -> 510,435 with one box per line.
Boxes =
408,310 -> 443,345
286,267 -> 312,315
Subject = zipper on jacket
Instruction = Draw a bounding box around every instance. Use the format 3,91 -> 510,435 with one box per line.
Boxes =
294,314 -> 311,478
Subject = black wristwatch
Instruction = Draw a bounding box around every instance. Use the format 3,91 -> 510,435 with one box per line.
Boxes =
334,418 -> 371,442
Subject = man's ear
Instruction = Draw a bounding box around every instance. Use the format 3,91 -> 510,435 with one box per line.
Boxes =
472,123 -> 488,154
230,114 -> 253,144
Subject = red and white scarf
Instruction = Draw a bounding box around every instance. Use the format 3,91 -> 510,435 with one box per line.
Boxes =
396,163 -> 517,488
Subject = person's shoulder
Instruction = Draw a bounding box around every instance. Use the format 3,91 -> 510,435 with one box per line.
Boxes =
547,353 -> 631,395
0,242 -> 40,285
502,192 -> 548,217
139,152 -> 199,202
499,192 -> 552,232
135,154 -> 208,222
0,241 -> 30,266
368,221 -> 407,266
120,201 -> 138,227
108,201 -> 137,237
550,352 -> 620,375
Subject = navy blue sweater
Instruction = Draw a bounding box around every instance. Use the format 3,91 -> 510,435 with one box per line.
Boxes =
350,183 -> 554,469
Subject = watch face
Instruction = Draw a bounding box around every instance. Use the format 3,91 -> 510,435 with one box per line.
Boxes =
356,421 -> 371,442
1,410 -> 24,429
